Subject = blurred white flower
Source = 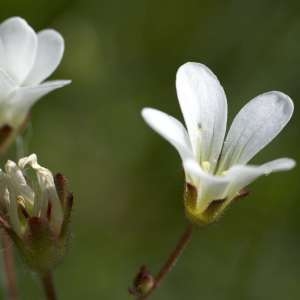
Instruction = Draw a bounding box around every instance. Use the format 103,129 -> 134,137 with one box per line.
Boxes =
0,154 -> 73,273
142,62 -> 295,224
0,17 -> 70,128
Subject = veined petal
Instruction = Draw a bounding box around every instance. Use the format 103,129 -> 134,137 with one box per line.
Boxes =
4,183 -> 22,236
24,29 -> 64,85
218,91 -> 294,172
142,108 -> 193,161
19,154 -> 55,195
225,158 -> 296,200
0,69 -> 17,99
4,160 -> 34,206
12,80 -> 71,108
0,17 -> 37,83
176,62 -> 227,171
19,154 -> 63,233
4,80 -> 71,127
5,160 -> 27,186
183,159 -> 230,213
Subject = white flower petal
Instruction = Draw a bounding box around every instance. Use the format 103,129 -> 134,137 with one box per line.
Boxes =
225,158 -> 296,199
4,160 -> 34,205
183,159 -> 230,213
5,160 -> 27,186
24,29 -> 64,85
19,154 -> 55,197
176,62 -> 227,171
142,108 -> 193,161
5,186 -> 22,236
219,91 -> 294,171
0,69 -> 17,99
5,80 -> 71,126
18,153 -> 38,169
19,154 -> 63,233
19,154 -> 53,215
257,157 -> 296,173
0,17 -> 37,83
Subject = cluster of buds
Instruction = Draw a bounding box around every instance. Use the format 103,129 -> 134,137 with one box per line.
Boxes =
0,154 -> 73,274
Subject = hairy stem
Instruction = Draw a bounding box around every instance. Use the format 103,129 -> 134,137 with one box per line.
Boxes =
1,230 -> 19,300
138,224 -> 194,300
41,272 -> 57,300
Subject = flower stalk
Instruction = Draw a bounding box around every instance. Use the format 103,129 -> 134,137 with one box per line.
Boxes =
131,224 -> 194,300
1,230 -> 19,300
40,272 -> 57,300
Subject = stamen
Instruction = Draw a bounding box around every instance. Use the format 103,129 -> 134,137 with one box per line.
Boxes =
17,196 -> 26,207
202,161 -> 211,172
17,196 -> 29,219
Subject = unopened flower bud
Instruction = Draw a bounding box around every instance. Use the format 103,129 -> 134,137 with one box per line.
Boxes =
129,265 -> 155,297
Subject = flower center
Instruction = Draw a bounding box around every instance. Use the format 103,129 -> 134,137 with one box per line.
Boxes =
201,161 -> 211,173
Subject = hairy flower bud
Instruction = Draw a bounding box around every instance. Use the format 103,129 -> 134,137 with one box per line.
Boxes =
0,154 -> 73,274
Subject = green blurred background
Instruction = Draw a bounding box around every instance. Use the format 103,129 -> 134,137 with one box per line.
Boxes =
0,0 -> 300,299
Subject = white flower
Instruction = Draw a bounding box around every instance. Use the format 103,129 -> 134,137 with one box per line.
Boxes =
142,62 -> 295,224
0,154 -> 63,236
0,17 -> 70,128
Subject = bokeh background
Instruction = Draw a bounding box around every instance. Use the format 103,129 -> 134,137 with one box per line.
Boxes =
0,0 -> 300,299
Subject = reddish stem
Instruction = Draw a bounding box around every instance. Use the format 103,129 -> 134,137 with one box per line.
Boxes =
1,230 -> 19,300
41,272 -> 57,300
137,224 -> 194,300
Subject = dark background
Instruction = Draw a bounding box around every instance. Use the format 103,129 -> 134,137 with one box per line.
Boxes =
0,0 -> 300,299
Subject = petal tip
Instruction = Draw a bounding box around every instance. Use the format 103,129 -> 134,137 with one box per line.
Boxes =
176,61 -> 218,80
285,158 -> 296,170
38,28 -> 65,49
38,28 -> 63,39
141,107 -> 162,124
61,79 -> 72,86
2,16 -> 28,26
266,91 -> 294,114
49,80 -> 71,88
141,107 -> 155,117
0,16 -> 34,34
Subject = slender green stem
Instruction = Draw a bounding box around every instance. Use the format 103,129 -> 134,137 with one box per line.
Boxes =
1,230 -> 19,300
41,272 -> 57,300
137,224 -> 194,300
